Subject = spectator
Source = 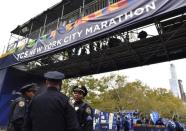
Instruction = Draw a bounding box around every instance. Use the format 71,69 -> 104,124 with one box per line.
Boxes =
116,117 -> 121,131
156,118 -> 164,126
123,117 -> 130,131
173,117 -> 184,131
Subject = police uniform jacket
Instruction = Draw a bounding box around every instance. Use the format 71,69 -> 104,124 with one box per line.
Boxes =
74,101 -> 93,131
7,96 -> 30,131
25,87 -> 79,131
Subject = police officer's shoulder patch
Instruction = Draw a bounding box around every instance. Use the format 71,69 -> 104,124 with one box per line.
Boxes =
18,101 -> 25,107
85,107 -> 92,114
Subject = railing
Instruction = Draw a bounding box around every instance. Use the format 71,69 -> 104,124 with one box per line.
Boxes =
6,0 -> 121,53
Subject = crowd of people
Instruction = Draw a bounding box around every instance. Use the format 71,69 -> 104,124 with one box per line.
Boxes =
6,71 -> 93,131
115,110 -> 185,131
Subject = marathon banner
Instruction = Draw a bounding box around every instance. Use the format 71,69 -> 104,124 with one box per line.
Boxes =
0,0 -> 186,69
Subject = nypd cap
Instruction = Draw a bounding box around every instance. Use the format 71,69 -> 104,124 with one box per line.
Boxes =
73,86 -> 88,96
44,71 -> 65,81
20,83 -> 37,93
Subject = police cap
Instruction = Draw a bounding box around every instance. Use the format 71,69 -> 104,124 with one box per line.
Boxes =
20,83 -> 37,93
44,71 -> 65,82
73,86 -> 88,96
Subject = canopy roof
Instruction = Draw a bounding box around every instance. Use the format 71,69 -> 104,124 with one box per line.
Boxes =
11,0 -> 186,37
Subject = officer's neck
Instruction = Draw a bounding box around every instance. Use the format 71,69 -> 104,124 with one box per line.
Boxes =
23,95 -> 31,100
46,82 -> 60,89
47,84 -> 60,90
47,87 -> 60,92
75,100 -> 83,104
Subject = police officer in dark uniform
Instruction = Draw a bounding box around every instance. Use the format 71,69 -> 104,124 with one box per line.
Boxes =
71,86 -> 93,131
25,71 -> 79,131
7,83 -> 37,131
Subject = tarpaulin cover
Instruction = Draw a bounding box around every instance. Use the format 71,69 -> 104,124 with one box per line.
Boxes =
0,0 -> 186,69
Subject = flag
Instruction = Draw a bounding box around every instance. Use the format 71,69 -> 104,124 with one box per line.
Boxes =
107,0 -> 128,13
150,112 -> 159,124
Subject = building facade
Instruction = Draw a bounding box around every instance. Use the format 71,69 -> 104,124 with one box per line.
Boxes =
178,79 -> 186,101
169,64 -> 181,98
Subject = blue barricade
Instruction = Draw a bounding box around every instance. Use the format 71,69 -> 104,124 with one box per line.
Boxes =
134,124 -> 167,131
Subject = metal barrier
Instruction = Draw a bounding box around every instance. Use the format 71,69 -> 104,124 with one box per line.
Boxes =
7,0 -> 122,52
134,124 -> 167,131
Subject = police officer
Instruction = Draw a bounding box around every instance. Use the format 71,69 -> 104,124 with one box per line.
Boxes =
7,83 -> 37,131
71,85 -> 93,131
25,71 -> 79,131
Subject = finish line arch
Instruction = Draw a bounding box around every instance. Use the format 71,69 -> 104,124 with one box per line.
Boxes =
0,0 -> 186,127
